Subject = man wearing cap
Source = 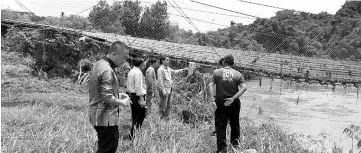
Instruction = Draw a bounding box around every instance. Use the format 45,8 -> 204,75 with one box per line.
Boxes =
208,55 -> 247,153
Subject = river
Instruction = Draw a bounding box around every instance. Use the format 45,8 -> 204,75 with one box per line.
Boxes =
240,79 -> 361,153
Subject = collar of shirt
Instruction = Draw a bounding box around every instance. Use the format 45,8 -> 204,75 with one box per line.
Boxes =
132,66 -> 143,72
160,65 -> 168,70
147,66 -> 155,71
103,57 -> 117,70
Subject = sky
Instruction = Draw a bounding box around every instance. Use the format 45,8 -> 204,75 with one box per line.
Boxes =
1,0 -> 349,32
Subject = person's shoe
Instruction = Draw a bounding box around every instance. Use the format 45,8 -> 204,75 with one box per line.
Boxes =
211,130 -> 216,136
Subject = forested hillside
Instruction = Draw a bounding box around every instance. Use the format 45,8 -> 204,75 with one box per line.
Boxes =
2,1 -> 361,61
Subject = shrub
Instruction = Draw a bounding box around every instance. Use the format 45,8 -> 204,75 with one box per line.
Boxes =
2,27 -> 107,78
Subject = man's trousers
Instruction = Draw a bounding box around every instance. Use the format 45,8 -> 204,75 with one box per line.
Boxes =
215,98 -> 241,153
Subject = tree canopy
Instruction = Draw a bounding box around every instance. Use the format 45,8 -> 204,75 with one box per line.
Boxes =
2,0 -> 360,61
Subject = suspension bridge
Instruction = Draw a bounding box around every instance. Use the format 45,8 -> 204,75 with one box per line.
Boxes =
2,18 -> 361,88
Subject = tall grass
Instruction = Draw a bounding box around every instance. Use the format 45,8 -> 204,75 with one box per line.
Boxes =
1,101 -> 314,153
1,80 -> 315,152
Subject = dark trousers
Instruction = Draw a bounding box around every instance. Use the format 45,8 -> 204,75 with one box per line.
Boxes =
93,126 -> 119,153
215,98 -> 241,153
129,93 -> 146,138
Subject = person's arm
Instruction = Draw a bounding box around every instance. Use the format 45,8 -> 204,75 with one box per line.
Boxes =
146,69 -> 155,92
208,82 -> 215,99
151,70 -> 157,91
207,71 -> 216,102
157,67 -> 166,95
208,71 -> 217,109
170,67 -> 187,75
230,83 -> 247,100
100,70 -> 131,107
134,71 -> 146,100
224,75 -> 247,106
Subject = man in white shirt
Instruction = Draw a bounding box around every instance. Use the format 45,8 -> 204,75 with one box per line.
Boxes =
126,57 -> 147,139
157,56 -> 187,119
145,57 -> 159,117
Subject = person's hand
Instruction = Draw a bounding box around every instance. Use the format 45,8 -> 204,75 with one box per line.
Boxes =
210,97 -> 215,104
224,97 -> 235,106
207,95 -> 215,103
79,36 -> 88,42
162,90 -> 167,96
119,92 -> 130,99
139,99 -> 146,108
211,102 -> 217,110
119,97 -> 132,107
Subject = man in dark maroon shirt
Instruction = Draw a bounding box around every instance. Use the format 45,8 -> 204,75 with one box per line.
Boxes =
208,55 -> 247,153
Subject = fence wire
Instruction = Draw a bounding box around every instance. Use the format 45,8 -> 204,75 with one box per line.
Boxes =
1,0 -> 361,85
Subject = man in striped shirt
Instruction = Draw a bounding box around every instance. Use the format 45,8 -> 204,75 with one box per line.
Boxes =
88,41 -> 132,153
126,57 -> 147,139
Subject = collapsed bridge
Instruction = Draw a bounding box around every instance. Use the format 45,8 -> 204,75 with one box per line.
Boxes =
2,19 -> 361,88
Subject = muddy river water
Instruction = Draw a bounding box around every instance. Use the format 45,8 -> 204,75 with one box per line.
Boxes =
240,79 -> 361,153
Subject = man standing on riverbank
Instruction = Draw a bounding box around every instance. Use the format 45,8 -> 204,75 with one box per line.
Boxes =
208,55 -> 247,153
88,41 -> 132,153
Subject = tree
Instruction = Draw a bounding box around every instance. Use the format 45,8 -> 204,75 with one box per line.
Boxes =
165,23 -> 198,44
29,15 -> 45,22
336,1 -> 361,18
138,1 -> 170,40
88,1 -> 124,33
62,15 -> 92,30
120,0 -> 142,37
1,9 -> 32,22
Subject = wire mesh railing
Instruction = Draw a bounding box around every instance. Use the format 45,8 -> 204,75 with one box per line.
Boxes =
1,0 -> 361,86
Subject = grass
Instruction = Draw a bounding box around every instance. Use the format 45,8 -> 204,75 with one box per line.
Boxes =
1,51 -> 340,153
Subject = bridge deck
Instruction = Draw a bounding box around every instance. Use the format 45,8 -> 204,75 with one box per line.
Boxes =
2,19 -> 361,85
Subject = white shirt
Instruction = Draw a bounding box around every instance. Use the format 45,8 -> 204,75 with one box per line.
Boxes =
126,67 -> 146,96
157,65 -> 184,94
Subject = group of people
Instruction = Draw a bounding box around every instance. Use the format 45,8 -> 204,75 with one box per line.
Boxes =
88,41 -> 247,153
125,53 -> 187,138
